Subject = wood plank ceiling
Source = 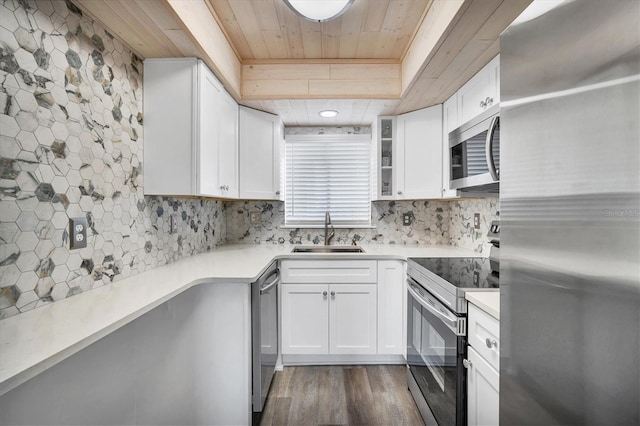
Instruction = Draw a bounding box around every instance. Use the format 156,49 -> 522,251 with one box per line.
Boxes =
209,0 -> 430,60
72,0 -> 532,126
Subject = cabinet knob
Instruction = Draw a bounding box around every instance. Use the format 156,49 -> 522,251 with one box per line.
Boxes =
485,338 -> 498,349
220,185 -> 229,191
275,190 -> 280,195
322,291 -> 327,296
480,99 -> 487,108
397,191 -> 403,195
463,359 -> 472,369
330,291 -> 335,296
486,97 -> 494,106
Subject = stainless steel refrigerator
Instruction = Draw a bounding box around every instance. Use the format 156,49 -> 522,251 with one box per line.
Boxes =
500,0 -> 640,424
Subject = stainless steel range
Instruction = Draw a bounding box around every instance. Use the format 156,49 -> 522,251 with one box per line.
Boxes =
406,222 -> 499,426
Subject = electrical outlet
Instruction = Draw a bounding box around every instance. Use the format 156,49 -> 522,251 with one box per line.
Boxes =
474,213 -> 481,229
402,213 -> 412,226
249,210 -> 261,225
170,214 -> 178,234
69,217 -> 87,249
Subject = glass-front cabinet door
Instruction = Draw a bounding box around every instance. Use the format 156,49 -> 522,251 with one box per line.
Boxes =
377,116 -> 395,199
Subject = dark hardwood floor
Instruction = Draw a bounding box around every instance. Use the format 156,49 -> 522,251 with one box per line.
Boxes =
259,365 -> 425,426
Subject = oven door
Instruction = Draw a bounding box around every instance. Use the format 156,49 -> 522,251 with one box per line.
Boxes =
407,277 -> 466,426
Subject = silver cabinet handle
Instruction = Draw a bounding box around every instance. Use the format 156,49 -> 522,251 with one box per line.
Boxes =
485,338 -> 498,349
219,185 -> 229,191
480,99 -> 487,108
486,96 -> 494,106
463,359 -> 472,369
322,291 -> 327,296
397,191 -> 403,195
330,291 -> 335,296
275,190 -> 280,195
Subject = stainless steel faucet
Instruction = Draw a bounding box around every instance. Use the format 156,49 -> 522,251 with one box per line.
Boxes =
324,212 -> 335,245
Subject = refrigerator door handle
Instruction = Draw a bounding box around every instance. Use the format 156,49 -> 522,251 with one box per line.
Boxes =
485,116 -> 500,181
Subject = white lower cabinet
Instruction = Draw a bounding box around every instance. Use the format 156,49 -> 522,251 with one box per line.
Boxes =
466,302 -> 500,426
281,284 -> 329,354
377,260 -> 405,355
467,346 -> 499,426
280,259 -> 406,361
329,284 -> 377,354
281,283 -> 377,355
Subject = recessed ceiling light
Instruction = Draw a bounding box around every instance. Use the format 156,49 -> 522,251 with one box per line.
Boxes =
318,110 -> 339,118
284,0 -> 354,23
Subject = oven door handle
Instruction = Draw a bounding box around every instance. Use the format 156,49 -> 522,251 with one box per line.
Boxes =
407,280 -> 459,334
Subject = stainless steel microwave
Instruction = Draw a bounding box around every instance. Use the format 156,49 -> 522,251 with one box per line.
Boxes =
449,105 -> 500,193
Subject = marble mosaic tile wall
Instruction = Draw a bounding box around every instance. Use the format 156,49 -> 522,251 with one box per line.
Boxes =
226,198 -> 497,251
449,198 -> 499,254
0,0 -> 225,319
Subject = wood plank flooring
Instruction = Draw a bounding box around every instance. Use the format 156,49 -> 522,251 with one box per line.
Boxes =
259,365 -> 425,426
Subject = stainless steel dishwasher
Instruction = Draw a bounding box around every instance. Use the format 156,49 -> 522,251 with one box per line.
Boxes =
251,261 -> 279,419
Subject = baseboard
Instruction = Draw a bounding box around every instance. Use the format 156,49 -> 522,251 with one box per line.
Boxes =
282,354 -> 406,365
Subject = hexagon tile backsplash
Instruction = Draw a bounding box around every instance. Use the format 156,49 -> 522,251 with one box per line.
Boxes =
226,199 -> 498,251
0,0 -> 226,318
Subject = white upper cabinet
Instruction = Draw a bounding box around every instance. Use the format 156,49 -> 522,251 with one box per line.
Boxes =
441,94 -> 459,199
143,58 -> 238,198
395,104 -> 443,199
238,106 -> 282,200
218,89 -> 239,198
457,55 -> 500,125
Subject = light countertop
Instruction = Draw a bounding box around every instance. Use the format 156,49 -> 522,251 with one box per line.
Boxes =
0,243 -> 480,396
465,291 -> 500,319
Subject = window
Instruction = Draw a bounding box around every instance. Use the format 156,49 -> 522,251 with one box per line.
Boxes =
285,134 -> 371,227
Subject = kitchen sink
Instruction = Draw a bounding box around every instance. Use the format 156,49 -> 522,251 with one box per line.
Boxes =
291,246 -> 365,253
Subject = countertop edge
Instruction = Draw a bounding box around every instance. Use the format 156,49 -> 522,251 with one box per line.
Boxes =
465,291 -> 500,320
0,244 -> 481,396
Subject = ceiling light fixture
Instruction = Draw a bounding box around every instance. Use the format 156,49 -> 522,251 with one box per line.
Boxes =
318,110 -> 339,118
284,0 -> 354,23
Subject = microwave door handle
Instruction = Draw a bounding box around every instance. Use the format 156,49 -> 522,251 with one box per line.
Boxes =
407,281 -> 458,334
485,116 -> 499,181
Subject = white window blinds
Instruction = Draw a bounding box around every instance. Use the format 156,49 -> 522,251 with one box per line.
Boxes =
285,134 -> 371,227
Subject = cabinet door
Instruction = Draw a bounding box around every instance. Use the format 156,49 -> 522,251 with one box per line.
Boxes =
467,346 -> 499,426
143,58 -> 197,196
442,95 -> 459,198
329,284 -> 377,355
281,284 -> 329,354
377,261 -> 405,355
239,107 -> 281,200
377,116 -> 396,200
217,90 -> 238,198
198,63 -> 221,197
457,55 -> 500,125
396,105 -> 443,199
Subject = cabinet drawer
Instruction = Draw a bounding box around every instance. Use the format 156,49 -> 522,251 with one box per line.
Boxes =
280,260 -> 377,283
468,303 -> 500,370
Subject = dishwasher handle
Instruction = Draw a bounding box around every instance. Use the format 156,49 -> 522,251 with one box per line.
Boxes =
260,270 -> 279,294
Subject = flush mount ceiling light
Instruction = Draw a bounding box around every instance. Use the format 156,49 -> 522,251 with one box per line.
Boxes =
318,110 -> 339,118
284,0 -> 354,23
